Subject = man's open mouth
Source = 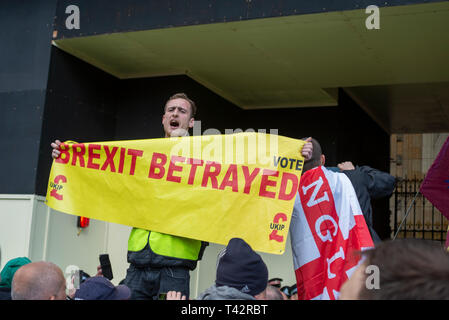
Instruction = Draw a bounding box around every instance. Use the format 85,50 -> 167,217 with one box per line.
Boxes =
170,120 -> 179,128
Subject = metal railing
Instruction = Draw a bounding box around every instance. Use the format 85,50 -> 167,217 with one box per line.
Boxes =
392,177 -> 447,242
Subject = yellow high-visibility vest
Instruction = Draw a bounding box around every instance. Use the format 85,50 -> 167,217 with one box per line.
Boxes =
128,227 -> 202,261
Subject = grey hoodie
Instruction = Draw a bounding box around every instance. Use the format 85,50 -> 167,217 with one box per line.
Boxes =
196,284 -> 256,300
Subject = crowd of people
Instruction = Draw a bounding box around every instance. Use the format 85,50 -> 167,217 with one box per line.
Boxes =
2,236 -> 449,300
2,93 -> 448,300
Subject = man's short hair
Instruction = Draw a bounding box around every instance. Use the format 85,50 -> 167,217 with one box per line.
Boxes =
302,137 -> 322,173
165,93 -> 197,118
265,284 -> 284,300
11,261 -> 65,300
359,239 -> 449,300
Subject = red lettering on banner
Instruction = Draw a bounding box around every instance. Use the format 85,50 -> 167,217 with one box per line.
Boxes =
219,164 -> 238,192
101,146 -> 118,172
58,144 -> 145,176
127,149 -> 143,175
71,144 -> 86,167
201,161 -> 221,189
55,143 -> 70,164
118,148 -> 126,174
148,153 -> 167,179
242,166 -> 260,194
87,144 -> 101,170
278,172 -> 299,201
259,169 -> 278,198
167,156 -> 185,183
53,141 -> 306,201
186,158 -> 204,185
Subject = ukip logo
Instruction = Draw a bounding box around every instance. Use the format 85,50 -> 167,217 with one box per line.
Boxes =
50,175 -> 67,200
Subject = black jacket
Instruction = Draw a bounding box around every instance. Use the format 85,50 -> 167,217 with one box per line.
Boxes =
0,287 -> 11,300
342,166 -> 396,243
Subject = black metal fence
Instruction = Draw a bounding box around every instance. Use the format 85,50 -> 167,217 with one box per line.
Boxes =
392,177 -> 448,242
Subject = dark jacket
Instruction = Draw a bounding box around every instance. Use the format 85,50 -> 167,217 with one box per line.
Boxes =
342,165 -> 396,243
0,287 -> 11,300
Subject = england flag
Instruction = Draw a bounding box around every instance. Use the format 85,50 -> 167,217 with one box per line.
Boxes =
290,166 -> 374,300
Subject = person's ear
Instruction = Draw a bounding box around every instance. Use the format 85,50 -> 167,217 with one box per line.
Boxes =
254,289 -> 267,300
189,117 -> 195,129
321,154 -> 326,166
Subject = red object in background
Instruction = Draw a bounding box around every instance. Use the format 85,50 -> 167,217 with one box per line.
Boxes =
77,216 -> 90,228
420,136 -> 449,220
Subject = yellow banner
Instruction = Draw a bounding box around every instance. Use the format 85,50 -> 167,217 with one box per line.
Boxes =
46,132 -> 305,254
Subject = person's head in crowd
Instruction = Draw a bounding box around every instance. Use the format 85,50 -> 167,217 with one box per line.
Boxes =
266,284 -> 284,300
215,238 -> 269,300
0,257 -> 31,289
162,93 -> 197,138
302,138 -> 324,173
289,285 -> 298,300
74,276 -> 131,300
66,269 -> 92,300
268,277 -> 283,288
339,239 -> 449,300
11,261 -> 66,300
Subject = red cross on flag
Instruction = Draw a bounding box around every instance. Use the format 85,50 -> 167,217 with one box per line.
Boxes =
290,166 -> 374,300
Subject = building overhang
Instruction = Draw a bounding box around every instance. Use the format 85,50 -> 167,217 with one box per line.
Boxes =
52,0 -> 449,133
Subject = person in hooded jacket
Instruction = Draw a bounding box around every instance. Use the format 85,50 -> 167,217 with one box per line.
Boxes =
167,238 -> 268,300
0,257 -> 31,300
327,161 -> 396,243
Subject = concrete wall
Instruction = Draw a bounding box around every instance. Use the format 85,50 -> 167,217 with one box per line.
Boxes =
0,195 -> 130,285
0,195 -> 35,268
